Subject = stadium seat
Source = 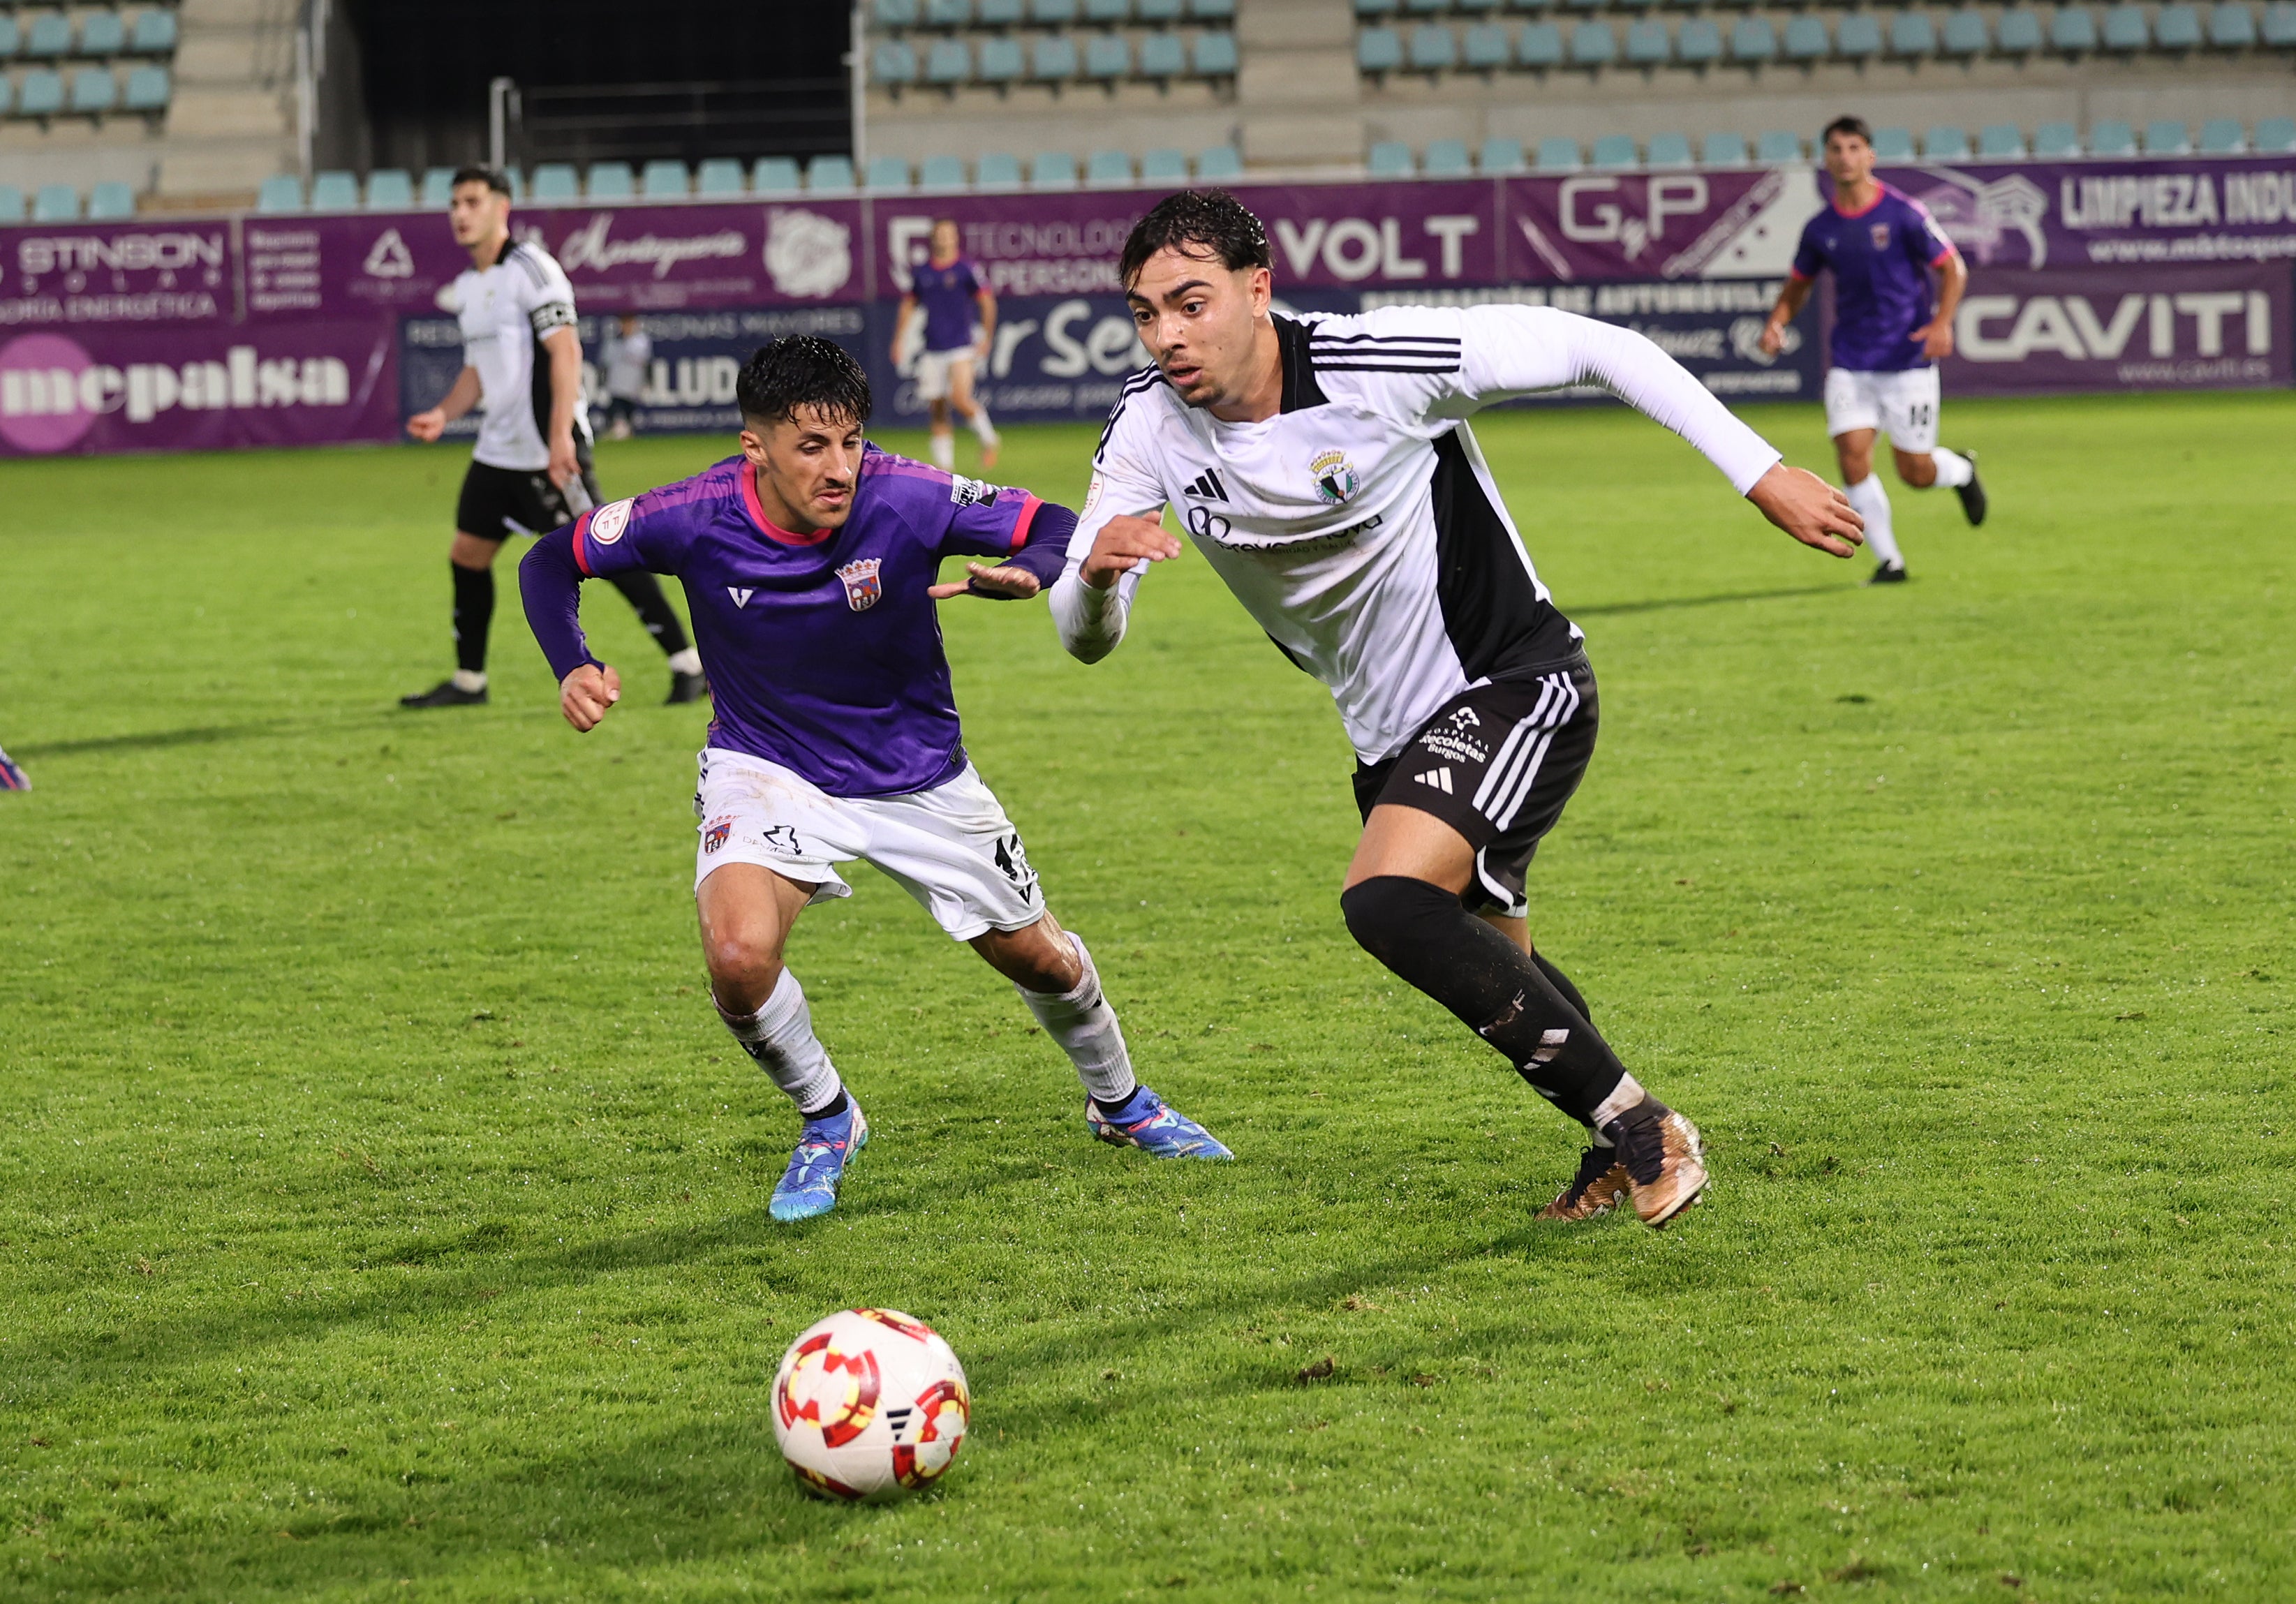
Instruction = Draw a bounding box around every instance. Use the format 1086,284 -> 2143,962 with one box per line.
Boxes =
1358,26 -> 1404,70
2254,114 -> 2296,151
1354,0 -> 1398,13
755,156 -> 803,193
1463,20 -> 1512,63
1404,0 -> 1446,13
1584,133 -> 1633,169
1756,130 -> 1802,164
1139,31 -> 1185,74
1030,0 -> 1078,20
1137,0 -> 1183,20
1409,21 -> 1458,66
422,167 -> 456,206
1031,34 -> 1079,77
1141,147 -> 1190,180
1675,17 -> 1722,61
1083,0 -> 1129,20
87,180 -> 135,218
1421,138 -> 1472,175
130,9 -> 179,52
2101,3 -> 2149,47
121,63 -> 167,110
366,168 -> 414,208
1190,0 -> 1236,15
1888,11 -> 1935,54
1729,15 -> 1776,59
1624,19 -> 1669,61
696,158 -> 746,196
2155,1 -> 2205,43
1030,150 -> 1079,188
866,155 -> 912,189
34,183 -> 79,221
2198,117 -> 2246,151
1480,136 -> 1527,172
1995,7 -> 2044,51
2144,118 -> 2191,154
1194,144 -> 1243,179
1835,11 -> 1881,55
309,170 -> 359,209
871,39 -> 919,82
1536,135 -> 1582,171
1701,130 -> 1748,166
0,15 -> 22,58
1367,140 -> 1415,177
19,68 -> 66,116
874,0 -> 921,26
255,174 -> 304,213
1941,9 -> 1987,52
919,153 -> 968,188
80,12 -> 127,54
2089,117 -> 2136,154
1193,31 -> 1239,71
0,187 -> 24,225
924,36 -> 971,80
1569,18 -> 1616,61
976,151 -> 1024,184
1084,34 -> 1131,75
1871,125 -> 1916,160
1646,131 -> 1692,167
1923,124 -> 1970,158
24,13 -> 71,56
2051,5 -> 2099,48
1782,14 -> 1828,57
808,154 -> 858,192
1088,149 -> 1133,184
69,67 -> 117,113
641,160 -> 688,198
1978,123 -> 2027,158
2266,0 -> 2296,43
1517,20 -> 1564,64
529,163 -> 578,201
979,36 -> 1025,78
0,78 -> 11,116
2208,1 -> 2258,43
2033,120 -> 2081,155
978,0 -> 1025,22
926,0 -> 972,24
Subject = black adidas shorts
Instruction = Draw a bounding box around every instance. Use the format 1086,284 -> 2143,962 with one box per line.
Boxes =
454,453 -> 602,542
1351,653 -> 1599,919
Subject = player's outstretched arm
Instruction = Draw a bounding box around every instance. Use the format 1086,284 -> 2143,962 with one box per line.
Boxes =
519,523 -> 619,727
927,502 -> 1080,602
1049,513 -> 1178,664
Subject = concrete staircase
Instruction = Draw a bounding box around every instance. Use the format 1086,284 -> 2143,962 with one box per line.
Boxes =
154,0 -> 302,207
1234,0 -> 1363,170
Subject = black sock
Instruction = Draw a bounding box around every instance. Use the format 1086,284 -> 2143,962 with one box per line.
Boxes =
607,570 -> 691,657
798,1088 -> 850,1122
1342,875 -> 1627,1120
1532,950 -> 1592,1024
451,560 -> 494,674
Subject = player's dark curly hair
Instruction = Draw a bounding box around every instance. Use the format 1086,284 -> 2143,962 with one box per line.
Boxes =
736,336 -> 873,429
1118,190 -> 1273,289
450,165 -> 512,197
1822,115 -> 1875,147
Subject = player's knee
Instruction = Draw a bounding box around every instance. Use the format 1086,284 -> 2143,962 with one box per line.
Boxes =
1340,874 -> 1456,968
1894,452 -> 1936,488
703,930 -> 784,1009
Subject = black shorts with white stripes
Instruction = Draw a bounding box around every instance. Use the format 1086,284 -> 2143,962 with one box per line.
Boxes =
454,452 -> 601,542
1350,653 -> 1599,918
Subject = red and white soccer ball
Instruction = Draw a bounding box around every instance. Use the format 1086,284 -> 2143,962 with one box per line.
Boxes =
772,1307 -> 970,1503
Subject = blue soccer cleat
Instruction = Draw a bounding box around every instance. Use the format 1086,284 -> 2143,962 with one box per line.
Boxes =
0,745 -> 27,792
1086,1087 -> 1234,1160
769,1101 -> 868,1223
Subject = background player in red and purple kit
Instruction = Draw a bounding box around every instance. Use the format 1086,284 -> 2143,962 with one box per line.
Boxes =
892,218 -> 1001,473
1761,115 -> 1988,584
519,336 -> 1228,1223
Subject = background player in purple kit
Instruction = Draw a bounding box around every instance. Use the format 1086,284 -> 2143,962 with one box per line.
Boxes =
893,218 -> 1001,473
519,336 -> 1228,1223
1761,116 -> 1988,584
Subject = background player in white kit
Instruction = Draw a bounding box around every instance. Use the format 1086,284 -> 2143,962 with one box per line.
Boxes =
1035,192 -> 1865,1228
401,168 -> 704,707
892,218 -> 1000,472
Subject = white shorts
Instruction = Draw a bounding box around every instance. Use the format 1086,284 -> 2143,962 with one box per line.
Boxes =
1823,365 -> 1942,454
914,346 -> 974,403
692,748 -> 1043,941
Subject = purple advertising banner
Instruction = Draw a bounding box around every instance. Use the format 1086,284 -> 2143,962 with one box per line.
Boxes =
1878,158 -> 2296,272
1,216 -> 235,329
1941,260 -> 2290,396
1502,169 -> 1809,283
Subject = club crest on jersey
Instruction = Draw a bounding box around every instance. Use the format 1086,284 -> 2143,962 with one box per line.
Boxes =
836,558 -> 884,611
948,475 -> 999,507
1870,222 -> 1892,251
1309,449 -> 1358,507
589,498 -> 634,545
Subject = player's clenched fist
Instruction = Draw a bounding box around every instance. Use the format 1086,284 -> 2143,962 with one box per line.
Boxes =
405,408 -> 447,443
560,662 -> 622,731
1746,463 -> 1865,559
1081,513 -> 1182,590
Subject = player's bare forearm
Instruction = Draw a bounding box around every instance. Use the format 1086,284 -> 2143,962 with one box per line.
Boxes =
543,328 -> 584,482
1916,255 -> 1968,359
408,366 -> 482,439
1081,513 -> 1180,588
1760,280 -> 1812,356
1746,463 -> 1865,558
559,662 -> 621,732
975,290 -> 998,349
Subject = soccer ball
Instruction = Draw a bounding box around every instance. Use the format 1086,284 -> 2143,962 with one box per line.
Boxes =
771,1307 -> 970,1502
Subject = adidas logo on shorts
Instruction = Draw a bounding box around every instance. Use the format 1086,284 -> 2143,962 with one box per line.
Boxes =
1413,767 -> 1453,794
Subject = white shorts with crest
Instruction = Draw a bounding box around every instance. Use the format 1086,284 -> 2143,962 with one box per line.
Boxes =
1823,365 -> 1942,454
913,346 -> 974,403
692,748 -> 1043,941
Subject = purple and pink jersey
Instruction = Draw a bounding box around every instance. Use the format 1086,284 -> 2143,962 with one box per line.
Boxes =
910,258 -> 986,353
521,445 -> 1074,798
1790,184 -> 1959,373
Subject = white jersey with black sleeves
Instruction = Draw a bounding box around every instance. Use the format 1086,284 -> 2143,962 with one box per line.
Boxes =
450,237 -> 590,473
1050,305 -> 1784,765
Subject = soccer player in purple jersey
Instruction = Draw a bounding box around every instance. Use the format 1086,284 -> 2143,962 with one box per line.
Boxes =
1761,115 -> 1989,585
0,743 -> 27,791
893,218 -> 1001,473
519,336 -> 1229,1222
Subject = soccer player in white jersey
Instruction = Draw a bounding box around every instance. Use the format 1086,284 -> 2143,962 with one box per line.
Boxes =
400,167 -> 706,708
1759,116 -> 1987,584
1041,191 -> 1865,1227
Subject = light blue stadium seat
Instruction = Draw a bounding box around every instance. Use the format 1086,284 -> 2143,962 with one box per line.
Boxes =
255,174 -> 304,212
696,158 -> 746,196
1193,30 -> 1239,70
808,154 -> 857,192
979,0 -> 1025,21
2144,118 -> 2191,153
1139,31 -> 1185,73
866,154 -> 912,189
0,16 -> 17,57
1782,13 -> 1828,56
1923,124 -> 1970,158
80,12 -> 126,54
309,169 -> 358,209
754,156 -> 803,193
925,36 -> 971,80
1083,33 -> 1131,75
2198,117 -> 2246,151
1569,17 -> 1616,61
365,168 -> 413,208
1138,0 -> 1183,20
1676,16 -> 1722,59
1358,25 -> 1405,68
872,40 -> 919,83
34,182 -> 80,221
1083,0 -> 1130,20
1941,9 -> 1988,52
2154,2 -> 2204,45
1624,18 -> 1669,60
121,62 -> 168,110
1835,11 -> 1881,54
2208,1 -> 2257,43
1031,150 -> 1079,188
2254,114 -> 2296,150
1194,144 -> 1243,179
1888,11 -> 1935,54
70,67 -> 117,112
1756,129 -> 1803,163
1088,149 -> 1133,184
2089,118 -> 2136,155
25,13 -> 71,55
1871,125 -> 1916,159
1517,20 -> 1564,63
2034,121 -> 2082,155
1368,140 -> 1416,176
641,159 -> 688,198
0,186 -> 24,223
1646,131 -> 1692,167
1995,7 -> 2043,50
979,36 -> 1025,77
1356,0 -> 1398,13
1190,0 -> 1236,15
131,8 -> 178,52
588,162 -> 636,199
1141,147 -> 1190,179
87,180 -> 135,218
1536,135 -> 1582,170
926,0 -> 973,24
1409,21 -> 1458,65
421,168 -> 456,205
1462,20 -> 1513,61
874,0 -> 921,25
1730,15 -> 1776,58
528,163 -> 577,201
1407,0 -> 1450,13
2051,5 -> 2099,47
1031,0 -> 1078,19
1458,0 -> 1502,13
1978,123 -> 2027,157
2101,3 -> 2149,46
19,68 -> 66,115
1701,130 -> 1748,165
1588,133 -> 1636,168
976,151 -> 1024,184
2265,0 -> 2296,42
1032,34 -> 1079,77
919,153 -> 968,188
0,77 -> 15,114
1422,138 -> 1472,174
1479,135 -> 1527,172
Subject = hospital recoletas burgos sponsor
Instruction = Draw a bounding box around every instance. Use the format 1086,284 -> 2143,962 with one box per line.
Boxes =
0,331 -> 352,452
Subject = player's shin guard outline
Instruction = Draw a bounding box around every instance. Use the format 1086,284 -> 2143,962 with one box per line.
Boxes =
1014,932 -> 1136,1105
717,970 -> 843,1114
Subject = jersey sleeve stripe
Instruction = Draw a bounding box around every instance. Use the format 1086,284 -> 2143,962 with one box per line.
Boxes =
571,508 -> 596,576
1309,332 -> 1462,348
1311,362 -> 1462,374
1008,491 -> 1043,551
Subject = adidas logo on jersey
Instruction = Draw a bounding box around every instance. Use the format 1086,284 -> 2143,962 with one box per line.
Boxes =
1413,767 -> 1453,794
1183,468 -> 1229,502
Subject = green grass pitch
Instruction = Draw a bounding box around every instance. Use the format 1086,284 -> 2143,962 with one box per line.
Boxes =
2,392 -> 2292,1602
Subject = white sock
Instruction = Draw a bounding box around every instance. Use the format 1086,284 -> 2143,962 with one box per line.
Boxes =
451,668 -> 487,693
928,431 -> 955,470
1844,474 -> 1902,568
1015,933 -> 1136,1105
667,647 -> 702,676
716,970 -> 843,1115
1926,447 -> 1974,489
967,406 -> 999,450
1589,1073 -> 1647,1132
